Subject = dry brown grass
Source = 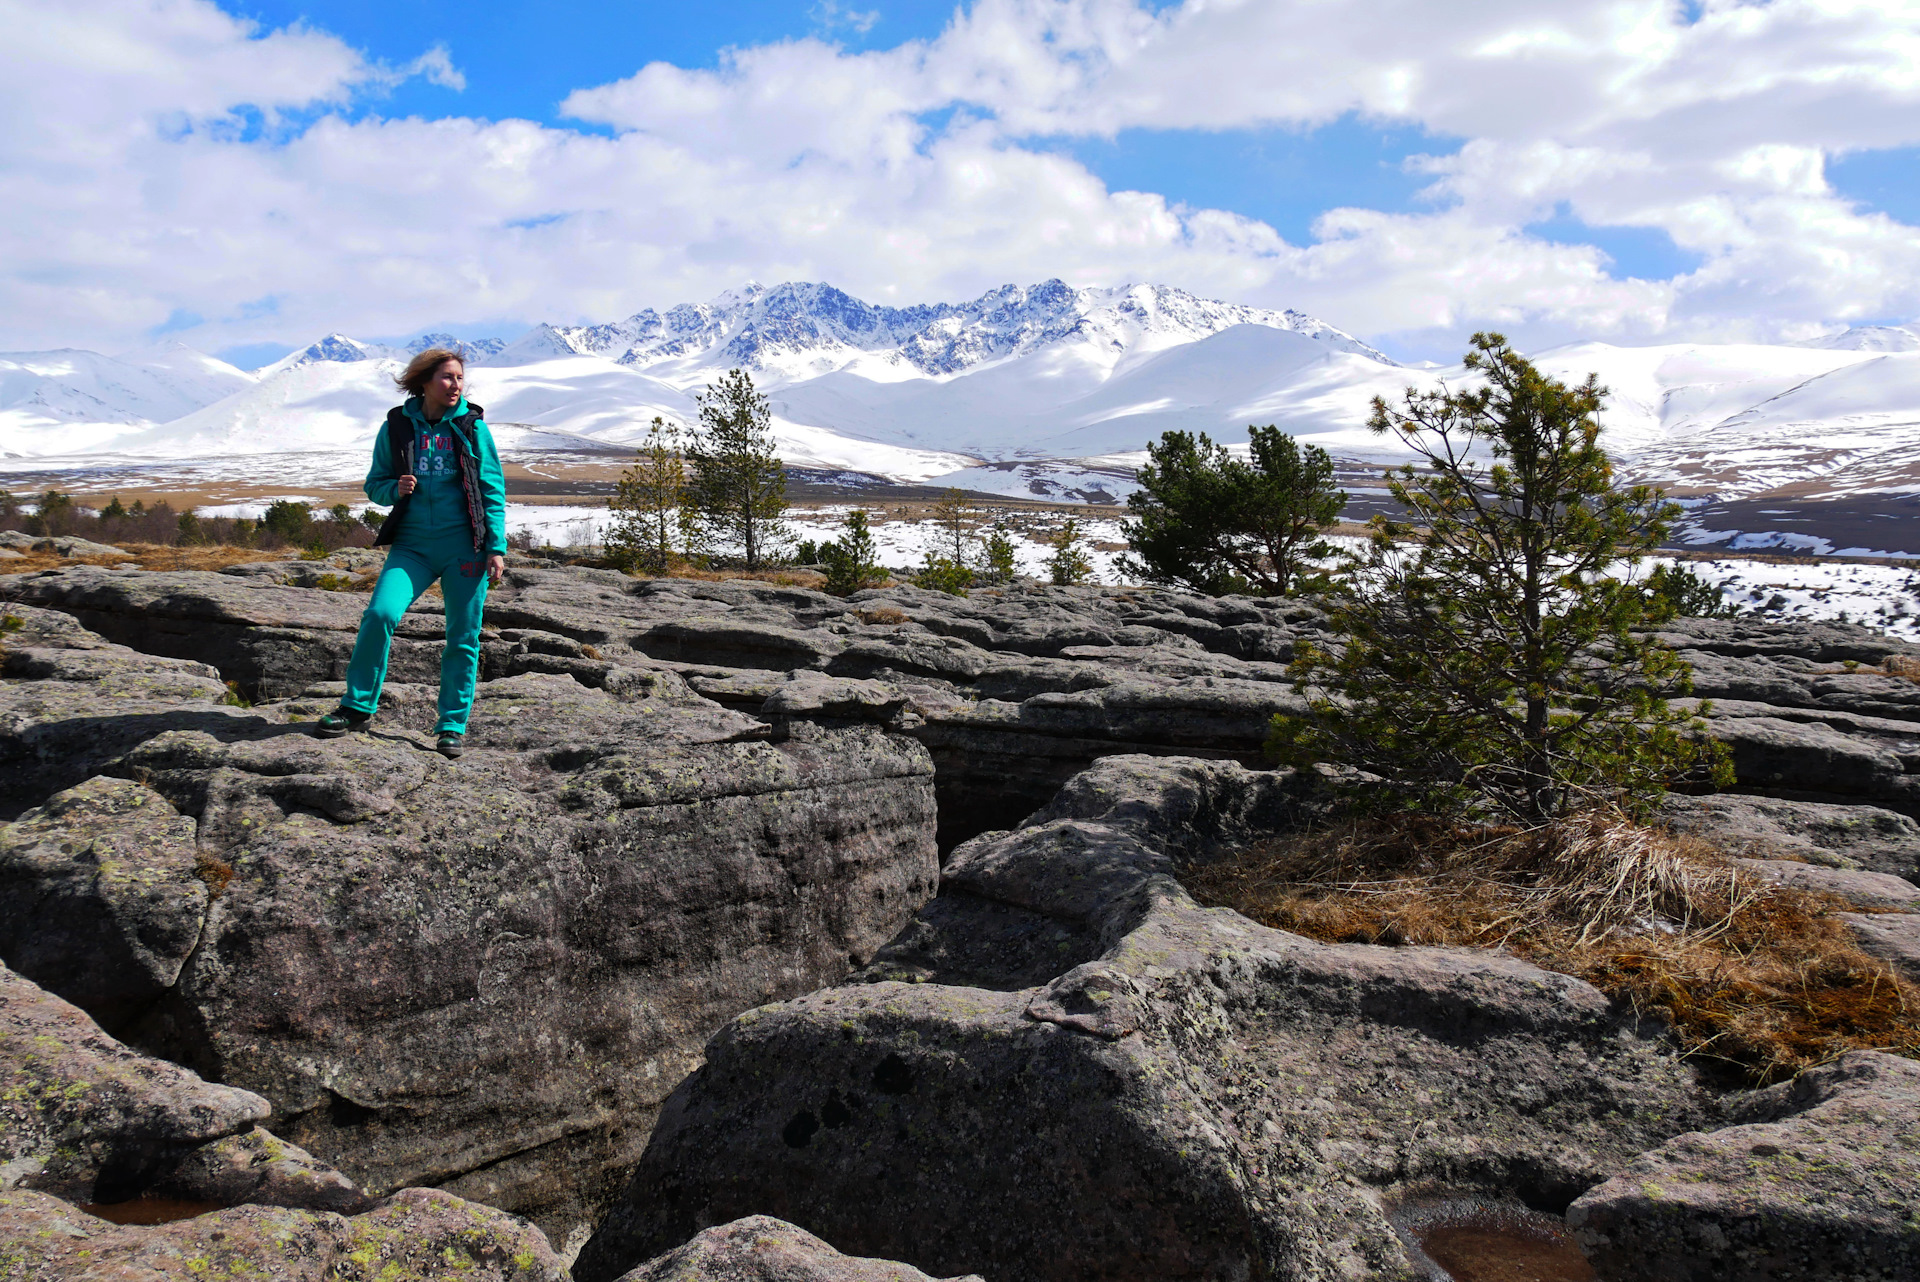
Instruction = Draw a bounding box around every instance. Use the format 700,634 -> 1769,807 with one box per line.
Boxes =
0,543 -> 295,575
856,606 -> 909,625
587,559 -> 830,589
1883,654 -> 1920,683
1186,812 -> 1920,1085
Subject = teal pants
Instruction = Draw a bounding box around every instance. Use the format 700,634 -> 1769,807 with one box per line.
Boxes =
343,536 -> 490,734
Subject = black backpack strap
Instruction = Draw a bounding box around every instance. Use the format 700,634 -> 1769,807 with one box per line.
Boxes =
387,407 -> 411,474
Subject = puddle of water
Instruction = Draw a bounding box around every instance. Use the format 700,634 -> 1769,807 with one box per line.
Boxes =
1391,1196 -> 1596,1282
80,1197 -> 227,1225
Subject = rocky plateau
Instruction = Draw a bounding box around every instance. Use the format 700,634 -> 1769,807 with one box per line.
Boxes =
0,552 -> 1915,1281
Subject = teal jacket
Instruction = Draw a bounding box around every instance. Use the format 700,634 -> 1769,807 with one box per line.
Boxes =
365,397 -> 507,556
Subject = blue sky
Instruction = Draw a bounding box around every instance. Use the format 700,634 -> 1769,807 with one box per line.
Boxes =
229,1 -> 962,124
5,0 -> 1919,361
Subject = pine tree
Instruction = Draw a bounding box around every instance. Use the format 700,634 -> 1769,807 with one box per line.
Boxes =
685,370 -> 789,570
983,522 -> 1018,582
1119,426 -> 1345,596
930,487 -> 975,564
1269,333 -> 1731,820
608,417 -> 688,574
823,510 -> 885,596
1046,518 -> 1094,586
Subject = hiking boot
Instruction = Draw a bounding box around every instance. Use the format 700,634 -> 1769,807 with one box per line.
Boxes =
315,706 -> 371,738
436,732 -> 465,759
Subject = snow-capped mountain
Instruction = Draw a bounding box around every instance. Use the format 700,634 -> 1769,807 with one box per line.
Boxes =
265,331 -> 506,375
1797,324 -> 1920,353
0,342 -> 255,457
5,283 -> 1920,537
499,280 -> 1393,382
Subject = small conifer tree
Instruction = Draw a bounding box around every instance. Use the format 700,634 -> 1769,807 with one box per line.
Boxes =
1269,333 -> 1731,820
608,417 -> 687,575
983,522 -> 1018,581
930,487 -> 976,564
685,369 -> 790,570
822,510 -> 885,596
1046,518 -> 1094,586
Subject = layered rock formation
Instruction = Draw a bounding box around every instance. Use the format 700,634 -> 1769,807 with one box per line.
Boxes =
577,755 -> 1729,1282
1,961 -> 568,1280
6,558 -> 1920,1279
0,587 -> 940,1251
13,562 -> 1920,849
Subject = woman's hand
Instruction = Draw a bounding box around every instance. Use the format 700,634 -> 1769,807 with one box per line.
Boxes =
397,474 -> 417,496
486,554 -> 506,587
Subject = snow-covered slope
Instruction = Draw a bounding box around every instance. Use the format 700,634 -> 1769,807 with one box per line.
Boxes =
0,342 -> 254,457
7,283 -> 1919,514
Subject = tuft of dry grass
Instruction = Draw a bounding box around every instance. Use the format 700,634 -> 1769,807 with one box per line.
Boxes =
1882,654 -> 1920,683
193,852 -> 234,896
1186,811 -> 1920,1085
0,543 -> 297,575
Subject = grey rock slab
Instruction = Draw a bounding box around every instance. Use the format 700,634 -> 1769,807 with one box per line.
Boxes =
0,1185 -> 569,1281
1841,912 -> 1920,981
1568,1051 -> 1920,1282
0,777 -> 210,1026
32,535 -> 136,558
0,604 -> 242,821
0,647 -> 940,1248
1700,712 -> 1918,807
1658,792 -> 1920,879
1734,858 -> 1920,909
1653,617 -> 1920,666
579,758 -> 1713,1282
637,617 -> 848,670
761,674 -> 907,728
613,1215 -> 982,1282
148,1125 -> 373,1214
0,962 -> 268,1203
1,565 -> 431,699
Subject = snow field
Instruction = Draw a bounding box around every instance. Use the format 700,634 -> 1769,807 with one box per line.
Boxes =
1663,557 -> 1920,641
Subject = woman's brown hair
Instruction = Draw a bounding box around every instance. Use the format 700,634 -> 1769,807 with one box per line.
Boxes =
395,348 -> 465,397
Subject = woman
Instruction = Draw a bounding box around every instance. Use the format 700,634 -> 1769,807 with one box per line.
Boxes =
314,348 -> 507,757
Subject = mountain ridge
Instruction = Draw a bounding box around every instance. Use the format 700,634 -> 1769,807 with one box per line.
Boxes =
3,285 -> 1917,522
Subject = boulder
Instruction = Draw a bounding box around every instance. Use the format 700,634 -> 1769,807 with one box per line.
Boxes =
1568,1051 -> 1920,1281
0,961 -> 268,1204
0,1185 -> 568,1281
577,755 -> 1714,1282
30,535 -> 136,559
614,1216 -> 981,1282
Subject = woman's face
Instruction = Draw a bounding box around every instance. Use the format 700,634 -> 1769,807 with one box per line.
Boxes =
423,359 -> 465,411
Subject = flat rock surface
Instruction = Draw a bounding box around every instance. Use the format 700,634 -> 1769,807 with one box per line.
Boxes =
16,565 -> 1920,838
1735,857 -> 1920,909
0,1185 -> 568,1281
1843,911 -> 1920,981
1660,791 -> 1920,880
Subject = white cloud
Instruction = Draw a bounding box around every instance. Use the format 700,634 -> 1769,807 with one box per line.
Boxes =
1,0 -> 1917,359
